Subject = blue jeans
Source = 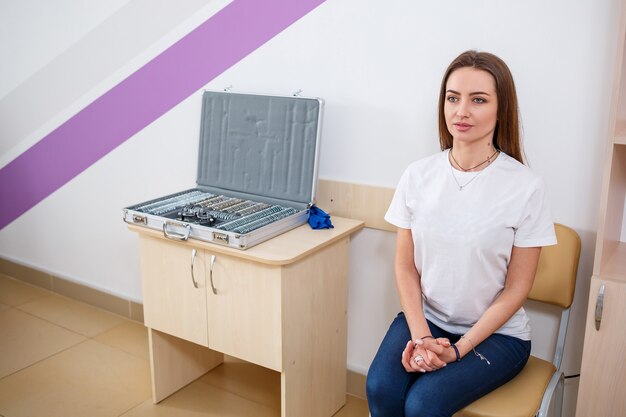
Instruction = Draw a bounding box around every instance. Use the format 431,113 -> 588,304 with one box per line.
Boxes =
366,312 -> 531,417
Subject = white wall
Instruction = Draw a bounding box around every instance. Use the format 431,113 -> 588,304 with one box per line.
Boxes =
0,0 -> 229,167
0,0 -> 131,97
0,1 -> 621,415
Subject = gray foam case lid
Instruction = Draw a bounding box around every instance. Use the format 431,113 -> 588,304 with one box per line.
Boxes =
196,91 -> 321,208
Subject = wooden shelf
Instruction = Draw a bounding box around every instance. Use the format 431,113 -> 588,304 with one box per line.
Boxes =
615,119 -> 626,143
577,2 -> 626,415
599,242 -> 626,283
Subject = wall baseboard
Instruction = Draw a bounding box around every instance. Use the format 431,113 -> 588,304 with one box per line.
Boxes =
347,368 -> 367,399
0,256 -> 144,323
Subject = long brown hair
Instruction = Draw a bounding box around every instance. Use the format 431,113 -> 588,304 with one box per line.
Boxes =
437,50 -> 524,164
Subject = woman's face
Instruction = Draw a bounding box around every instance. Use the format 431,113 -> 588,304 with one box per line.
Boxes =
444,67 -> 498,146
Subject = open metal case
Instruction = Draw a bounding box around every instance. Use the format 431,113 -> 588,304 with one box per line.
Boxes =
123,90 -> 323,249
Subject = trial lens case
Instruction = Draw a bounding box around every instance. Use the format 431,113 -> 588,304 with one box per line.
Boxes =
123,90 -> 323,249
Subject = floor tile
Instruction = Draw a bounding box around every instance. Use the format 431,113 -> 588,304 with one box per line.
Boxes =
201,357 -> 370,416
120,370 -> 368,417
16,292 -> 125,337
202,356 -> 281,409
93,320 -> 150,359
120,377 -> 279,417
124,354 -> 369,417
0,273 -> 50,306
334,395 -> 370,417
0,308 -> 85,378
0,339 -> 151,417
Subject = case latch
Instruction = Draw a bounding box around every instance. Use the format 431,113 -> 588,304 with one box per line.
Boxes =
212,231 -> 229,245
132,214 -> 147,225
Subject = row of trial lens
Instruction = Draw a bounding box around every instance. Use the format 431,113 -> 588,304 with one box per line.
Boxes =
215,205 -> 285,231
178,202 -> 295,232
132,189 -> 299,234
229,207 -> 298,234
178,198 -> 274,223
134,190 -> 213,216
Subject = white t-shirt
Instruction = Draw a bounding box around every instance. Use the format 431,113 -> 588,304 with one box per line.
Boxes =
385,149 -> 557,340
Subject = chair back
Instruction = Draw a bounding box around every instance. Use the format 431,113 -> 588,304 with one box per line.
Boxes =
452,224 -> 581,417
528,223 -> 581,309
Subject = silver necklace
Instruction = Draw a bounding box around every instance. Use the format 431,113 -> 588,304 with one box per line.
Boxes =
450,163 -> 483,191
448,150 -> 499,191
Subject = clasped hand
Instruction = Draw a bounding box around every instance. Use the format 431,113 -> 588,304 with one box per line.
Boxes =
402,337 -> 456,373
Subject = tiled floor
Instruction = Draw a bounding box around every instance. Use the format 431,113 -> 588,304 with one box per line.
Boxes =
0,273 -> 369,417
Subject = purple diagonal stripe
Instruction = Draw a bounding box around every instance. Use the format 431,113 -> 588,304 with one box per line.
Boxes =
0,0 -> 325,230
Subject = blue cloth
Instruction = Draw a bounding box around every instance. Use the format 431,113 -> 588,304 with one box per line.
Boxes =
366,312 -> 530,417
308,205 -> 334,229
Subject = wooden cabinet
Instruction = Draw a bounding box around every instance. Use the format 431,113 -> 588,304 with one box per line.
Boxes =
576,278 -> 626,417
130,216 -> 364,417
139,237 -> 283,370
576,3 -> 626,416
207,254 -> 282,371
140,237 -> 208,346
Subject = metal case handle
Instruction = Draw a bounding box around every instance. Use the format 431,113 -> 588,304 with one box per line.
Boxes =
209,255 -> 217,295
163,221 -> 191,241
190,249 -> 199,289
595,284 -> 605,331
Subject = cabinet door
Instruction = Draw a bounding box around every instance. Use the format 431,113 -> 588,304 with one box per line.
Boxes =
576,277 -> 626,417
140,237 -> 208,347
207,253 -> 282,371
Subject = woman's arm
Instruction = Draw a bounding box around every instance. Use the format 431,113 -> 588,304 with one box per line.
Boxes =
395,228 -> 449,371
454,246 -> 542,358
395,227 -> 431,342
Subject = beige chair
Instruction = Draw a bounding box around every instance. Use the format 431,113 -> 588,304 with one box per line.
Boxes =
455,223 -> 581,417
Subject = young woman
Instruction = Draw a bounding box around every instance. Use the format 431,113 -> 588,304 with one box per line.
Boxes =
365,50 -> 557,417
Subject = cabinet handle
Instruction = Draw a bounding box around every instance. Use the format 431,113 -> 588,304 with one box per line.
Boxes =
190,249 -> 199,288
594,284 -> 605,331
209,255 -> 218,295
